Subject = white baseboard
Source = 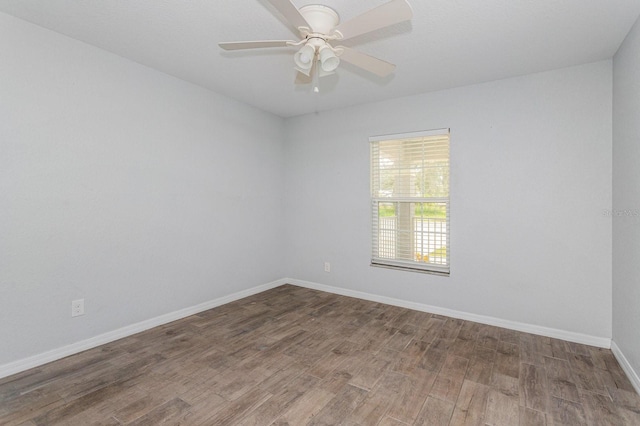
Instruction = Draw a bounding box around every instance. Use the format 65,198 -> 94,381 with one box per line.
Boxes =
286,278 -> 612,349
0,277 -> 616,382
611,341 -> 640,395
0,278 -> 288,380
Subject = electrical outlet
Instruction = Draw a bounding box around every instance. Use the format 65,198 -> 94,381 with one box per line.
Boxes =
324,262 -> 331,273
71,299 -> 85,317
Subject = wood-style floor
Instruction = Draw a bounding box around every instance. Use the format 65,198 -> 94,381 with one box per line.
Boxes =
1,285 -> 639,425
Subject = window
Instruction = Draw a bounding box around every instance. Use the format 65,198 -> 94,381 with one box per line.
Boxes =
370,129 -> 450,275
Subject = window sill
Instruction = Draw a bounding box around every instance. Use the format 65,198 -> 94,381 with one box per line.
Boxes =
370,262 -> 450,277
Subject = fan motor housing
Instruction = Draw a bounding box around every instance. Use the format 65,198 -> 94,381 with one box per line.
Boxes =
299,5 -> 340,34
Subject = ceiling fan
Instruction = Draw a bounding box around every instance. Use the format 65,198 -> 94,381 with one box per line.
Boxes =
219,0 -> 413,90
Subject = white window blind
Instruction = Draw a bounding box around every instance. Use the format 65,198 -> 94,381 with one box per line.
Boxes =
370,129 -> 450,274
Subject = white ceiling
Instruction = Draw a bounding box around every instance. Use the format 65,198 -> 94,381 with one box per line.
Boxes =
1,0 -> 639,118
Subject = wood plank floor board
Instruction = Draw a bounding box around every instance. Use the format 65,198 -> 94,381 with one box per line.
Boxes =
618,407 -> 640,425
255,362 -> 308,395
597,351 -> 638,393
429,373 -> 465,404
579,388 -> 626,426
439,354 -> 469,381
519,406 -> 547,426
484,388 -> 519,426
378,415 -> 411,426
0,349 -> 124,404
495,353 -> 521,379
344,370 -> 402,425
414,396 -> 454,426
465,357 -> 493,386
305,384 -> 367,426
437,318 -> 464,340
306,340 -> 358,379
125,397 -> 190,426
448,337 -> 476,359
607,386 -> 640,414
499,328 -> 521,345
429,336 -> 456,353
270,386 -> 334,425
449,379 -> 490,426
471,345 -> 497,364
547,396 -> 588,426
385,369 -> 437,424
489,371 -> 520,398
346,352 -> 391,391
520,336 -> 548,367
0,394 -> 65,426
547,377 -> 580,404
1,284 -> 638,425
236,374 -> 317,426
385,324 -> 416,352
415,317 -> 446,344
567,353 -> 607,395
548,338 -> 571,360
30,378 -> 140,425
418,345 -> 448,373
567,342 -> 591,356
391,338 -> 430,374
111,391 -> 172,424
383,307 -> 417,329
199,387 -> 273,425
400,309 -> 434,329
355,323 -> 397,354
519,363 -> 549,413
477,324 -> 501,351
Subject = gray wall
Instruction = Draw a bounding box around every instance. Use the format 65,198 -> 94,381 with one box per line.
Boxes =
284,61 -> 613,339
0,13 -> 285,365
1,9 -> 628,376
613,15 -> 640,380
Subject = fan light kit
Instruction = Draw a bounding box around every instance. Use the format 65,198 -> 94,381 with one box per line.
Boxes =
219,0 -> 413,92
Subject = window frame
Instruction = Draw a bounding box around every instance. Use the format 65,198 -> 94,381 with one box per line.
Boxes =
370,128 -> 451,275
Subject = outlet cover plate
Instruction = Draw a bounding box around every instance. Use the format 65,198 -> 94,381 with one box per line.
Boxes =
72,299 -> 85,317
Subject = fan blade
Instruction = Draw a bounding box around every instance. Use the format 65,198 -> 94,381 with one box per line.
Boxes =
333,0 -> 413,41
219,40 -> 294,50
268,0 -> 311,31
336,46 -> 396,77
